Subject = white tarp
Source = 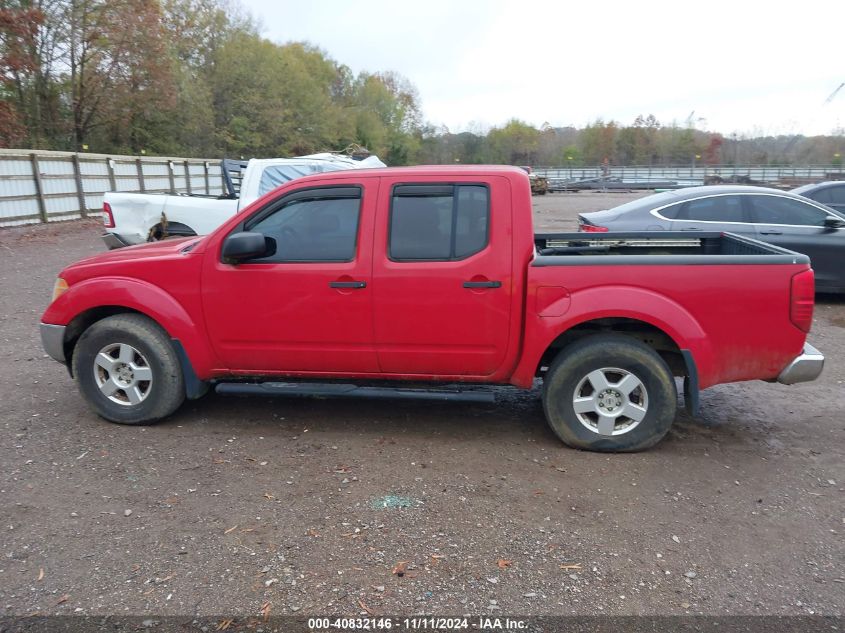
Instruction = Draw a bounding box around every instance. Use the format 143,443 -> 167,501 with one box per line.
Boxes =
256,153 -> 386,197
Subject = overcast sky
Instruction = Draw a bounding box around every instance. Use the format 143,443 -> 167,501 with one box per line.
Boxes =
239,0 -> 844,136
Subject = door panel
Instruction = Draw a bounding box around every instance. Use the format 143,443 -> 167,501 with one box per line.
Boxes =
372,177 -> 513,376
747,194 -> 845,291
201,180 -> 379,372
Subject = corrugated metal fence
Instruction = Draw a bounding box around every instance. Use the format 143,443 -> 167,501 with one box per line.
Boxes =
3,151 -> 845,228
534,165 -> 845,187
0,149 -> 224,227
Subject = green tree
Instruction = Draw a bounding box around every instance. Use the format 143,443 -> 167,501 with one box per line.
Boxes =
579,119 -> 618,165
487,119 -> 539,164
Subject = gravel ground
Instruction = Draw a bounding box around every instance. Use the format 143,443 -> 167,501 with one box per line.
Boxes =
0,192 -> 842,619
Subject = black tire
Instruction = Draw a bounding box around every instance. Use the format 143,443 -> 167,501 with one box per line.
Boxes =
542,334 -> 677,452
147,222 -> 196,242
72,314 -> 185,425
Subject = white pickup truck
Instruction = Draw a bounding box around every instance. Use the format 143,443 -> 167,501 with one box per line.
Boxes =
101,153 -> 385,248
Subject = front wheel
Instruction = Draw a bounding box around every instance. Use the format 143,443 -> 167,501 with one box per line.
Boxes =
542,334 -> 677,452
72,314 -> 185,425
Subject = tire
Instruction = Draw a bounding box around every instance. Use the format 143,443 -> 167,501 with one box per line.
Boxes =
72,314 -> 185,425
147,222 -> 196,242
542,334 -> 677,452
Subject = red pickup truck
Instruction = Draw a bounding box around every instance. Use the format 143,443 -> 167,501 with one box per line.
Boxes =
40,166 -> 824,452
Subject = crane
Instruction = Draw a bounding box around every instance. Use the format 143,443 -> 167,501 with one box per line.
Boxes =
781,81 -> 844,157
824,82 -> 844,105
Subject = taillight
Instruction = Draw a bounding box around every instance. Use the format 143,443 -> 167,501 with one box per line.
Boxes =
790,269 -> 815,333
581,224 -> 609,233
103,202 -> 115,228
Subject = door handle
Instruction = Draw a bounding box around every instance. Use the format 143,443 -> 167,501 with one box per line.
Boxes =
463,280 -> 502,289
759,230 -> 783,235
680,227 -> 702,231
329,280 -> 367,289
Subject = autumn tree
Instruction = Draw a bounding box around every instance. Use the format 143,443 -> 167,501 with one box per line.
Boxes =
616,114 -> 660,164
580,119 -> 618,165
0,1 -> 43,146
58,0 -> 177,151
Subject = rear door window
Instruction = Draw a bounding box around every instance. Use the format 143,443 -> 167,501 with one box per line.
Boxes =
389,184 -> 489,261
678,196 -> 746,223
657,202 -> 683,219
748,195 -> 829,227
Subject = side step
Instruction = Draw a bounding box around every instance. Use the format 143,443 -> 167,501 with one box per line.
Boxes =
215,382 -> 496,404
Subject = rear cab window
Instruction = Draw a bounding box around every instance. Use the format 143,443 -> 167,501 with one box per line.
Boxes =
389,184 -> 490,261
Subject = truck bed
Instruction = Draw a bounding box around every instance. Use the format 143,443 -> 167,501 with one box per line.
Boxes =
533,231 -> 810,266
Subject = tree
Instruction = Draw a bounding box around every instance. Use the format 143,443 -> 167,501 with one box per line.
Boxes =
343,71 -> 421,164
61,0 -> 178,151
703,134 -> 723,165
580,119 -> 618,165
0,1 -> 43,146
487,119 -> 540,164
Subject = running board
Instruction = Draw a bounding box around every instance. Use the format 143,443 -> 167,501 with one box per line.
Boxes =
215,381 -> 496,403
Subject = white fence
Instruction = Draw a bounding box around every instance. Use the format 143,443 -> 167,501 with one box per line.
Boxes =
3,151 -> 844,228
534,164 -> 845,187
0,149 -> 225,227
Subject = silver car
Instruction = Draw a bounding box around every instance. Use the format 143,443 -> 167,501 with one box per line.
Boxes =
579,185 -> 845,293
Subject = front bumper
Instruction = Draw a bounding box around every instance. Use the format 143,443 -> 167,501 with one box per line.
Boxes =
777,342 -> 824,385
40,323 -> 67,363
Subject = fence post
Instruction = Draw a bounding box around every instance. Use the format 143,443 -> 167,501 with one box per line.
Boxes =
184,160 -> 192,194
106,157 -> 116,191
29,153 -> 48,223
167,161 -> 176,193
71,153 -> 88,218
136,158 -> 146,192
204,161 -> 210,194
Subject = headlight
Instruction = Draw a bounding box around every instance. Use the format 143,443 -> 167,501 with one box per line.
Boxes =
52,278 -> 69,302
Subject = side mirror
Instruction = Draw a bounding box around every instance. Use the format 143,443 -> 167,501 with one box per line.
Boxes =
222,231 -> 273,263
823,216 -> 845,230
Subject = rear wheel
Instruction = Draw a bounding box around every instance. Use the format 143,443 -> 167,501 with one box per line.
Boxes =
542,334 -> 677,452
147,221 -> 196,242
72,314 -> 185,425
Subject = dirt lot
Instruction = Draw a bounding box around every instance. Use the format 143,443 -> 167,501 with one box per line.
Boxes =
0,192 -> 842,619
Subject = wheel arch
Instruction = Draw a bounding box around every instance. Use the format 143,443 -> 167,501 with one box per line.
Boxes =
536,317 -> 686,377
63,305 -> 143,370
148,220 -> 197,241
44,277 -> 218,383
511,284 -> 715,390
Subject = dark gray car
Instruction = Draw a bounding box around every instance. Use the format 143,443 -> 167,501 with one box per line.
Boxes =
792,181 -> 845,214
579,185 -> 845,292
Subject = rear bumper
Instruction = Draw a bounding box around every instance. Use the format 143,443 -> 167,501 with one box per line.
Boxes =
101,232 -> 133,249
777,343 -> 824,385
40,323 -> 66,363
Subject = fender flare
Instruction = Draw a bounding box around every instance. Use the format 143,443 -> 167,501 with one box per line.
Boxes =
42,276 -> 218,380
512,285 -> 715,390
